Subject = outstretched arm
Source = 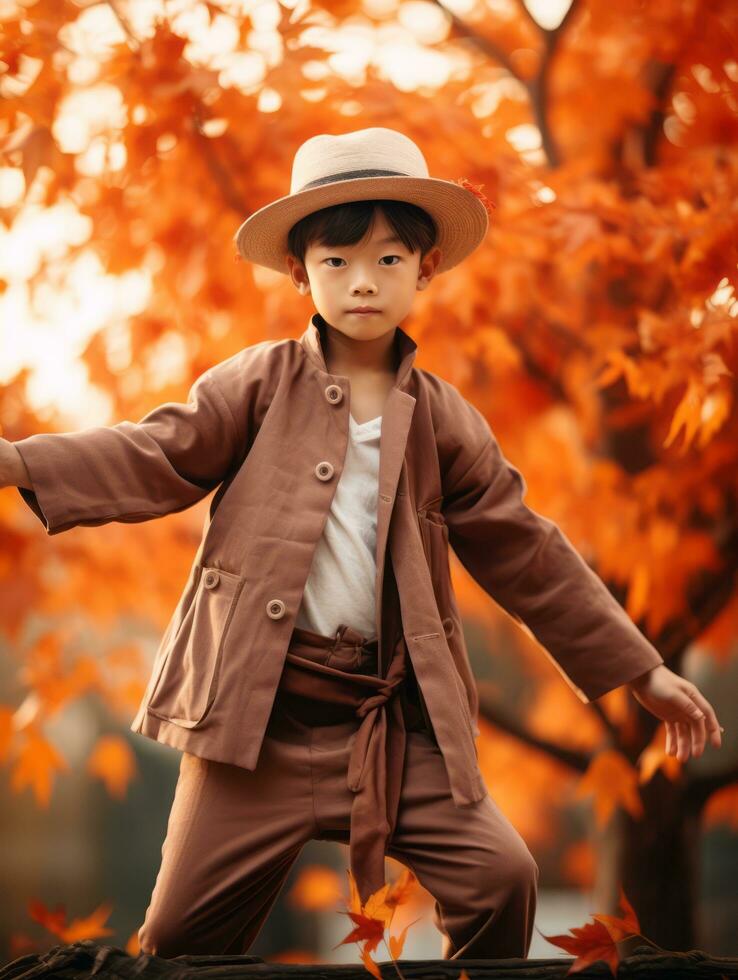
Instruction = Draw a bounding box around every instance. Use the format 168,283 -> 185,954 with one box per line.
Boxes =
6,344 -> 271,535
437,388 -> 724,757
437,389 -> 666,703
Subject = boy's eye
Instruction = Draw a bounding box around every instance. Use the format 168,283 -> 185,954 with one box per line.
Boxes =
323,255 -> 401,268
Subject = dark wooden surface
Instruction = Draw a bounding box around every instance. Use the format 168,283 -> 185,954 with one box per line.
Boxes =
0,940 -> 736,979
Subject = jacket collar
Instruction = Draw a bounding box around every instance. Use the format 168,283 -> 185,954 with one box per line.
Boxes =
299,312 -> 418,390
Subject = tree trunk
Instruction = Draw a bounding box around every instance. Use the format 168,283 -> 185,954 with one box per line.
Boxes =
592,769 -> 701,950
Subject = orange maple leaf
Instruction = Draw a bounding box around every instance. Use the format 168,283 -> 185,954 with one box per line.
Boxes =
543,917 -> 620,976
592,886 -> 640,942
359,940 -> 382,979
383,866 -> 418,912
335,868 -> 420,979
335,907 -> 385,955
27,899 -> 66,937
85,735 -> 137,799
540,884 -> 657,977
387,915 -> 422,961
637,728 -> 682,785
28,898 -> 115,943
574,749 -> 644,827
59,902 -> 116,943
11,726 -> 70,808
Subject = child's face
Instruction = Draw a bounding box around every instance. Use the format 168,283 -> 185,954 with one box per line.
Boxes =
287,208 -> 441,341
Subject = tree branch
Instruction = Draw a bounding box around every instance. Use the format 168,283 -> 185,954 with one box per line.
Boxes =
477,681 -> 593,772
190,106 -> 250,217
106,0 -> 141,50
430,0 -> 583,168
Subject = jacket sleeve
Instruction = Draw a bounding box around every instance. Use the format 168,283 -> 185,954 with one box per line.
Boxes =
439,390 -> 665,703
14,348 -> 267,536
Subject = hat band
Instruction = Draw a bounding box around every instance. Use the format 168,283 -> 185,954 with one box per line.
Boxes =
298,168 -> 410,192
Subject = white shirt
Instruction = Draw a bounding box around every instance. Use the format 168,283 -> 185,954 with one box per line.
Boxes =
294,413 -> 382,640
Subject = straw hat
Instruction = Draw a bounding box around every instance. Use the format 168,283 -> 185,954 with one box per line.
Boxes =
233,127 -> 494,276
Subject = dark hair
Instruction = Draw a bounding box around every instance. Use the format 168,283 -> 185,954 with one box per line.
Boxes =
287,198 -> 437,266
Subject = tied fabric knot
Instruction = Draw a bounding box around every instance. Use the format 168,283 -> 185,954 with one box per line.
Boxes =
345,630 -> 409,905
355,679 -> 400,720
277,624 -> 410,906
347,658 -> 408,792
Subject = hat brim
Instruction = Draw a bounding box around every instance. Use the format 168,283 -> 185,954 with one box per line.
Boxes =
233,176 -> 490,275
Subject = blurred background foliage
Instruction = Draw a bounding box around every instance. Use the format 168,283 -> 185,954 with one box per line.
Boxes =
1,0 -> 737,966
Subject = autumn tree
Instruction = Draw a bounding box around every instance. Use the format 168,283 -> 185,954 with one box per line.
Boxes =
1,0 -> 737,957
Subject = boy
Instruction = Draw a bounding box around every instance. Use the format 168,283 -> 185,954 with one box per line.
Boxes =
2,127 -> 723,962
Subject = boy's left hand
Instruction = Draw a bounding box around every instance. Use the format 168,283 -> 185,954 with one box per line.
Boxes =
626,664 -> 724,762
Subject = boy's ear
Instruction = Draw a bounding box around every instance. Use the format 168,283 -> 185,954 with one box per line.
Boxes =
417,245 -> 442,291
286,254 -> 311,294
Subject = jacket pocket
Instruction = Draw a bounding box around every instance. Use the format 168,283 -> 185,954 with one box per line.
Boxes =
146,564 -> 244,728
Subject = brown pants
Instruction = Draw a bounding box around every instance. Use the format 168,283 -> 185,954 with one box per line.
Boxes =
138,628 -> 539,961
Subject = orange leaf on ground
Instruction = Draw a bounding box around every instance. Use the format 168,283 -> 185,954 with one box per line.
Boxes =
593,885 -> 641,942
543,917 -> 620,976
28,899 -> 115,943
541,885 -> 649,977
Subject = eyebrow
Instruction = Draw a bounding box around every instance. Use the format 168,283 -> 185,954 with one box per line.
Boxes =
317,235 -> 404,250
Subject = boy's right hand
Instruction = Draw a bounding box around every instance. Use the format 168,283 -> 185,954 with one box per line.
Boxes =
0,438 -> 33,489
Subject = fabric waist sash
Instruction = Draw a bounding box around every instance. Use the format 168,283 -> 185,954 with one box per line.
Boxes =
275,623 -> 411,906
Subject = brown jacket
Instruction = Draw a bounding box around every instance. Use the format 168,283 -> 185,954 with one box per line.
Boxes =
14,314 -> 664,807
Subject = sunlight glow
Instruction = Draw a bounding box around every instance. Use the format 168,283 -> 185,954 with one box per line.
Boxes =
522,0 -> 573,31
58,3 -> 127,58
257,86 -> 282,111
505,122 -> 544,164
469,76 -> 528,118
297,16 -> 463,93
53,86 -> 127,155
532,184 -> 556,203
0,168 -> 24,208
708,277 -> 738,317
1,202 -> 152,426
1,0 -> 620,425
219,51 -> 267,89
397,1 -> 449,45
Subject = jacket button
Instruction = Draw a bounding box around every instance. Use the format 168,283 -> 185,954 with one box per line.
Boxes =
266,598 -> 286,620
315,461 -> 334,481
203,570 -> 220,589
442,616 -> 454,637
324,384 -> 343,404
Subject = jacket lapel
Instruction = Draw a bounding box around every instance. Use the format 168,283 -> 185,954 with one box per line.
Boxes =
299,314 -> 418,667
301,316 -> 486,807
